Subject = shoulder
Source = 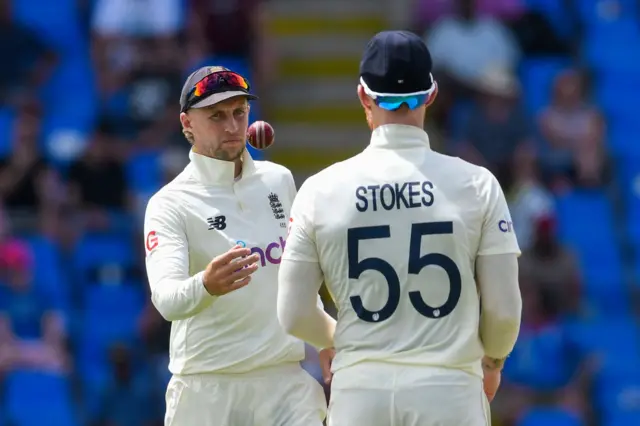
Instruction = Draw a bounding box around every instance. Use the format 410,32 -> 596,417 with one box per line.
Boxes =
145,169 -> 194,219
253,160 -> 294,179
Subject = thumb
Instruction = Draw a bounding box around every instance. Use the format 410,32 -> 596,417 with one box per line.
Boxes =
320,349 -> 334,385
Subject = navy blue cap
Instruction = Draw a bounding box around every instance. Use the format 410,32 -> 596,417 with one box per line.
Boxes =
359,30 -> 434,96
180,66 -> 257,112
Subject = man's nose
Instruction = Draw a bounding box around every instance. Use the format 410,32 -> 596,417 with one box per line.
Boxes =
225,117 -> 240,133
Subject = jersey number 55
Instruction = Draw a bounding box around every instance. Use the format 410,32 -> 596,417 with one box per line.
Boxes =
348,221 -> 462,323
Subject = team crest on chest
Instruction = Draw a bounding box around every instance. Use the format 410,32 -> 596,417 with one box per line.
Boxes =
268,192 -> 287,228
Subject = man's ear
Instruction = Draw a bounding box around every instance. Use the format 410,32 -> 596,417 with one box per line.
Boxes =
424,81 -> 439,108
357,85 -> 373,112
179,112 -> 191,130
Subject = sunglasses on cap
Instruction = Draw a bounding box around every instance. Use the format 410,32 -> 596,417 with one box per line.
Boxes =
182,71 -> 251,112
360,74 -> 438,111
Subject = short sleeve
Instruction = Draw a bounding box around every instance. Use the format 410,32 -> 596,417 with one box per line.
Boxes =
478,171 -> 521,256
282,179 -> 319,263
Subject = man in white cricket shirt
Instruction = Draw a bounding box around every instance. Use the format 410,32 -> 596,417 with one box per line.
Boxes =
277,31 -> 522,426
144,66 -> 326,426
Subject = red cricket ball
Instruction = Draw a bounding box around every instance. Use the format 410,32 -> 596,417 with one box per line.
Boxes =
247,121 -> 275,150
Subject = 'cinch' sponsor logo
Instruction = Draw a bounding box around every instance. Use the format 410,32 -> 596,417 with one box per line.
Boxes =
236,237 -> 286,266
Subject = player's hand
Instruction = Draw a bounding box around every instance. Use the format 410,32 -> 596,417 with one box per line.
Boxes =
482,356 -> 503,402
483,369 -> 501,402
319,347 -> 335,385
203,245 -> 260,296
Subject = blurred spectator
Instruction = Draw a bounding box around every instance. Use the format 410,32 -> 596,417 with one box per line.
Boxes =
519,215 -> 582,316
539,69 -> 608,188
508,144 -> 555,251
497,282 -> 589,425
99,37 -> 184,147
90,0 -> 183,97
187,0 -> 275,93
425,0 -> 521,94
413,0 -> 525,31
0,240 -> 68,374
0,103 -> 64,213
455,66 -> 534,188
67,121 -> 131,230
0,0 -> 57,107
138,302 -> 171,390
93,344 -> 160,426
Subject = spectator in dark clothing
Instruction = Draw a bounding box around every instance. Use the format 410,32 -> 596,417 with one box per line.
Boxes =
0,103 -> 64,213
94,344 -> 161,426
187,0 -> 275,95
67,121 -> 131,230
519,215 -> 582,316
0,0 -> 56,107
455,66 -> 534,189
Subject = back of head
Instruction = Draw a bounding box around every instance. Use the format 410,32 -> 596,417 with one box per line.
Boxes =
358,30 -> 438,129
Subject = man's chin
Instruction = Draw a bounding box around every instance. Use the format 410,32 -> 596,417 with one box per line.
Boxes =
214,144 -> 245,162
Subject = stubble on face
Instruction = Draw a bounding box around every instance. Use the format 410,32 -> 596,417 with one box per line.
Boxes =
183,96 -> 249,162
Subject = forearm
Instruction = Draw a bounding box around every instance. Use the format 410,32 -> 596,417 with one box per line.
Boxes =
150,271 -> 216,321
477,254 -> 522,360
277,259 -> 336,350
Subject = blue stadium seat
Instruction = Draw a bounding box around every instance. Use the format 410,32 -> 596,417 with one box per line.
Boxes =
594,71 -> 640,125
127,151 -> 163,194
24,236 -> 69,313
583,19 -> 640,73
73,234 -> 135,276
566,319 -> 639,370
517,407 -> 584,426
519,57 -> 570,115
4,370 -> 78,426
12,0 -> 87,54
594,363 -> 640,425
606,117 -> 640,158
555,190 -> 627,314
0,107 -> 15,159
76,282 -> 145,389
503,322 -> 578,391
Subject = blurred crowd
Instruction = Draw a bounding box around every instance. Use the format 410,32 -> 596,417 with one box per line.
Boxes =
0,0 -> 639,425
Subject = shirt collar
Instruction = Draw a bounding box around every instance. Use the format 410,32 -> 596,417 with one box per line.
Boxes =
189,148 -> 256,185
367,124 -> 431,150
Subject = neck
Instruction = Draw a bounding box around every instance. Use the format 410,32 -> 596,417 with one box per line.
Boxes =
234,158 -> 242,178
193,146 -> 244,179
371,115 -> 424,131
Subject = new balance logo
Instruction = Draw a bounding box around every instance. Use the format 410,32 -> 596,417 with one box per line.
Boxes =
208,215 -> 227,230
268,192 -> 286,220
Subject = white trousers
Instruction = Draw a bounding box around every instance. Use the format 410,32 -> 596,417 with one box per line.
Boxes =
165,363 -> 326,426
327,362 -> 491,426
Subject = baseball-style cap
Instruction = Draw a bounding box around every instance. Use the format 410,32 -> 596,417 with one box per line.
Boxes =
359,30 -> 437,110
180,66 -> 258,113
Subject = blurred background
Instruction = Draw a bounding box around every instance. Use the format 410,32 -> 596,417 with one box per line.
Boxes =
0,0 -> 639,425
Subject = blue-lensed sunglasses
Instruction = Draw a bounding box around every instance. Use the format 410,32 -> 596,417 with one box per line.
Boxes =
360,74 -> 437,111
375,94 -> 430,110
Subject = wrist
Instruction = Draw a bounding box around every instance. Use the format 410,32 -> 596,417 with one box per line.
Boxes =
482,356 -> 506,372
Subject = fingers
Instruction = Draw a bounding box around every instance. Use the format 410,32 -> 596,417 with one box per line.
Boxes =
216,246 -> 252,265
322,366 -> 333,385
221,253 -> 261,275
225,276 -> 252,293
319,348 -> 335,385
226,262 -> 259,283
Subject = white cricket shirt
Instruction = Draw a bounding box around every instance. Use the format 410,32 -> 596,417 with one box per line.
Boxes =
283,124 -> 521,377
144,149 -> 305,375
